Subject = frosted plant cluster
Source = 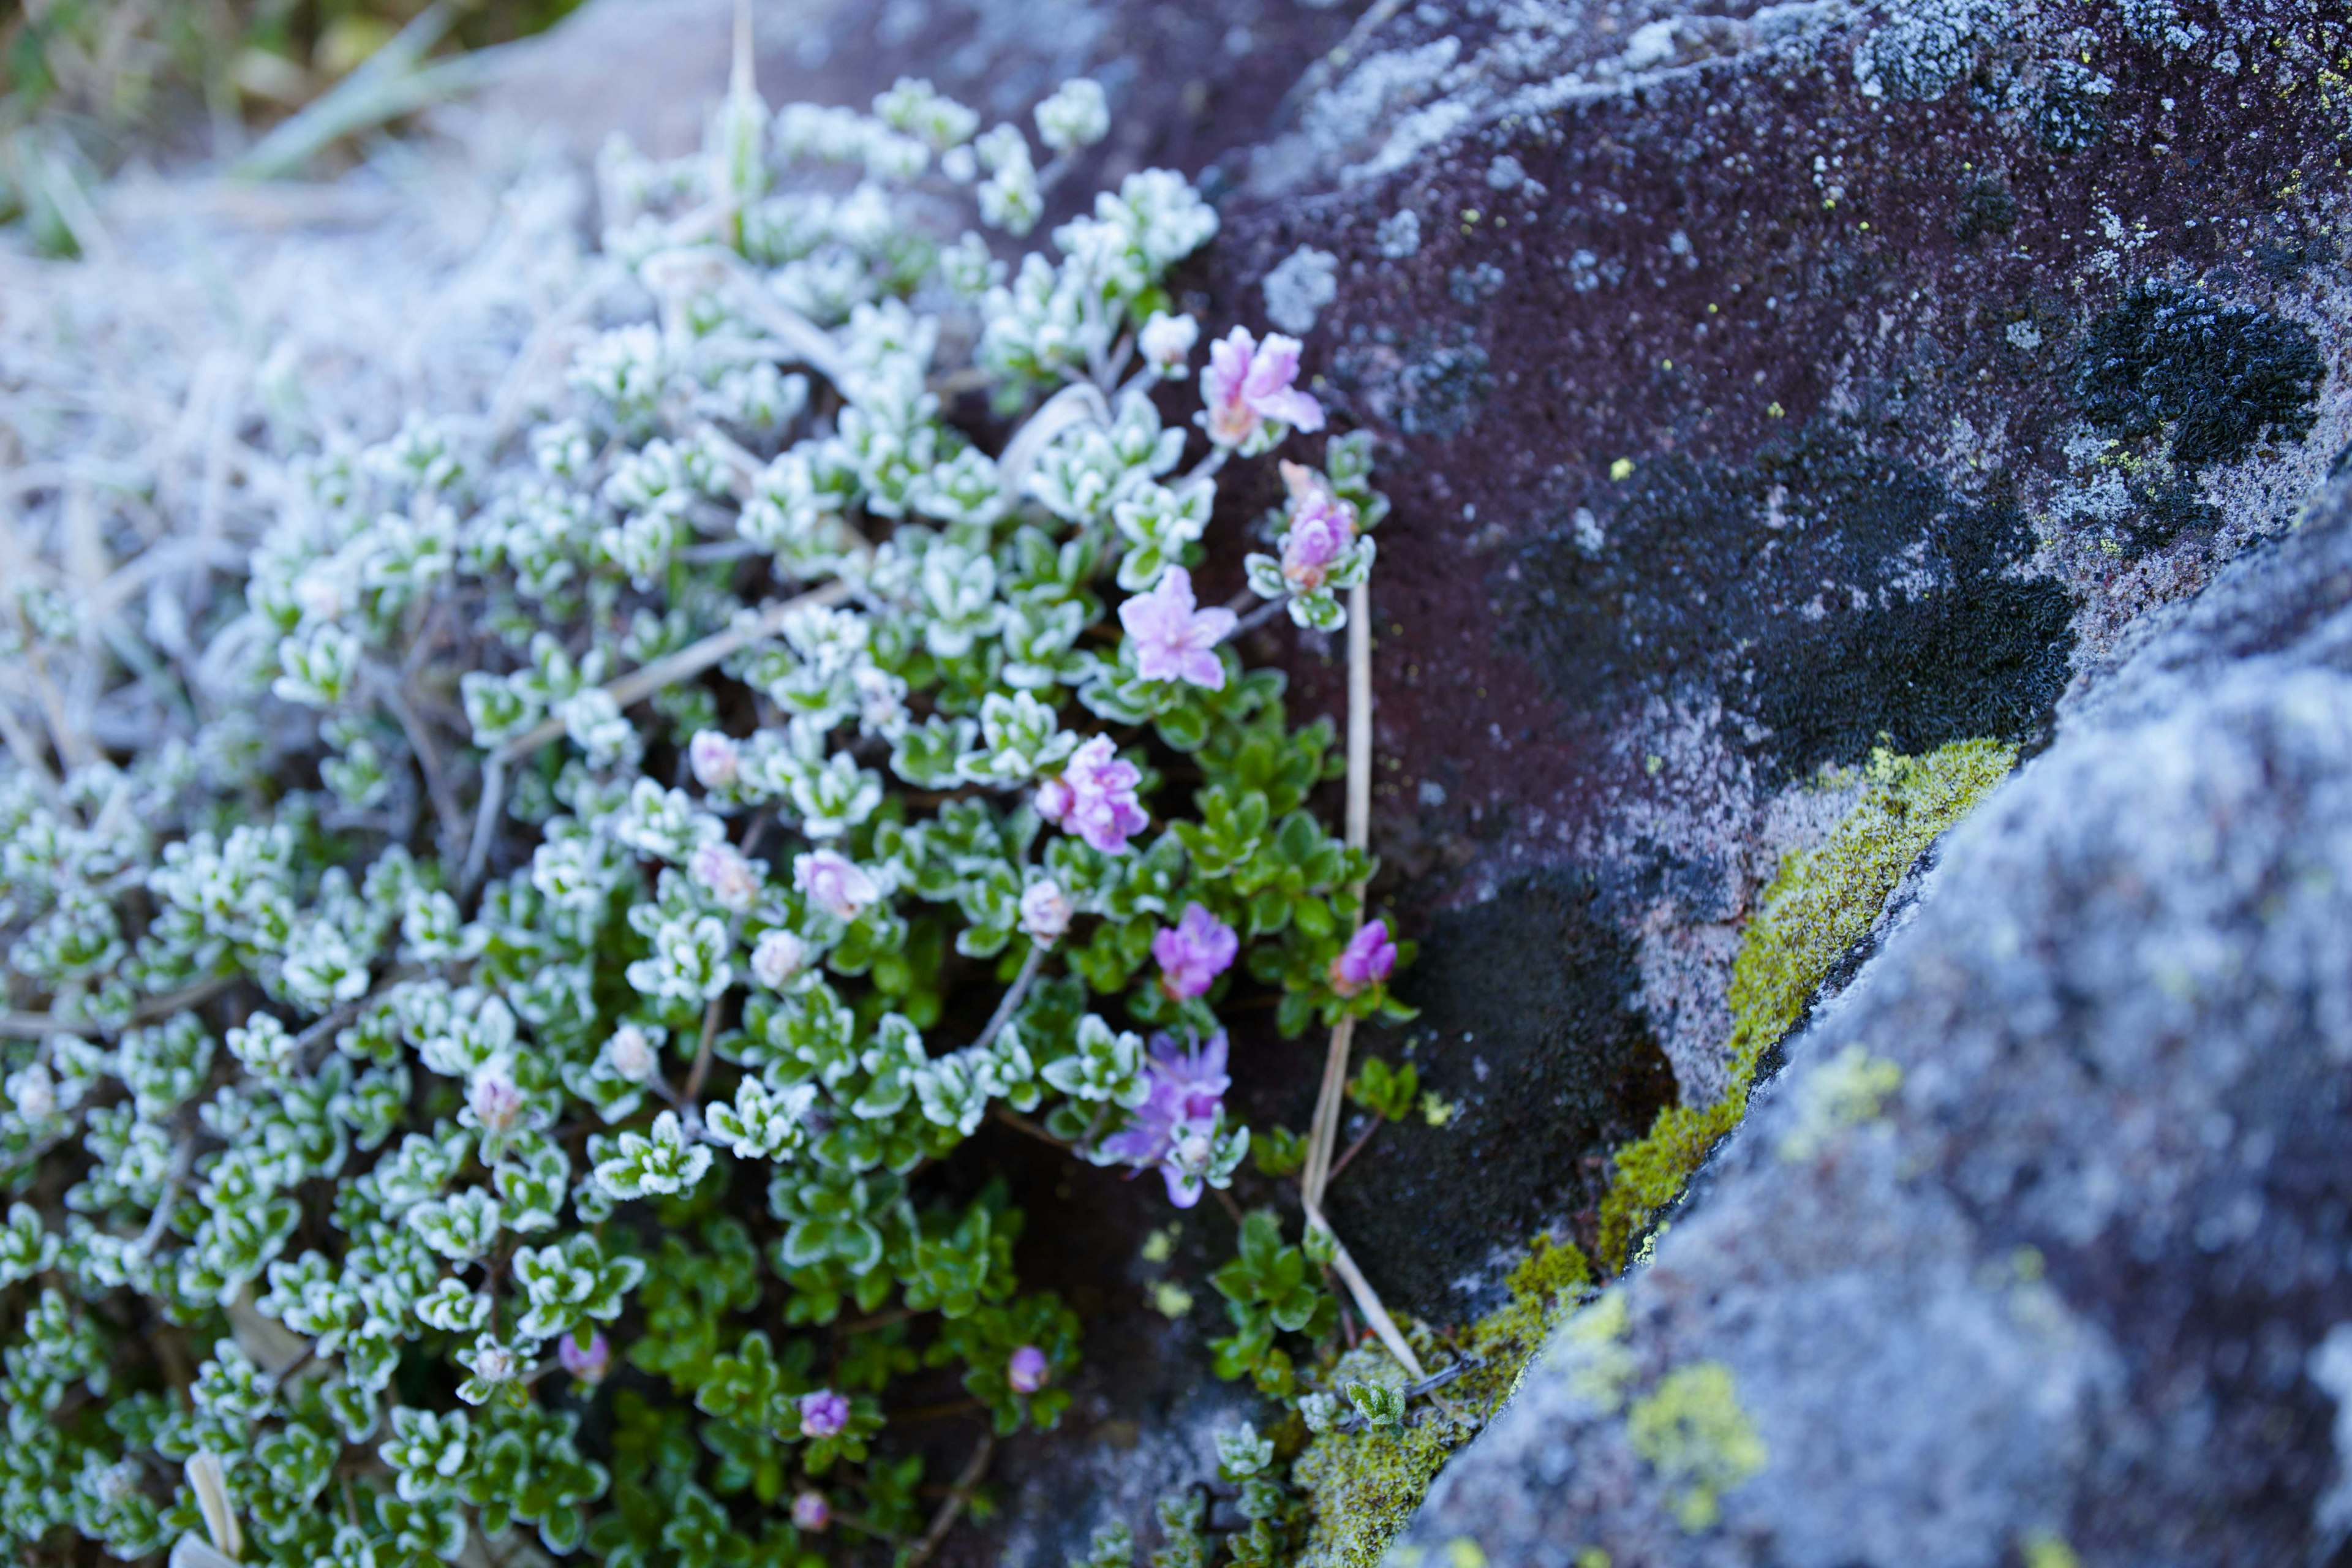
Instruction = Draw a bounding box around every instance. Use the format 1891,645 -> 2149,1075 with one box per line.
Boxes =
0,56 -> 1410,1568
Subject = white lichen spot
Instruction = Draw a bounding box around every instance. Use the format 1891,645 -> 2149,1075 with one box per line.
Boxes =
1264,245 -> 1341,334
1377,209 -> 1424,260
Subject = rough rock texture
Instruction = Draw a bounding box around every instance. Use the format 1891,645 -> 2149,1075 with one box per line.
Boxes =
1188,0 -> 2352,1328
1394,470 -> 2352,1564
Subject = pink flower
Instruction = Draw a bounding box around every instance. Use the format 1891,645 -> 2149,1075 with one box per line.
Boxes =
1280,485 -> 1358,594
1153,903 -> 1237,1001
1036,736 -> 1149,854
558,1330 -> 611,1384
1098,1031 -> 1232,1207
1329,919 -> 1398,996
1007,1345 -> 1050,1395
1118,567 -> 1236,689
794,851 -> 878,921
1019,879 -> 1072,943
791,1491 -> 831,1532
688,730 -> 740,790
690,842 -> 761,912
466,1062 -> 524,1134
1200,326 -> 1325,450
798,1389 -> 850,1439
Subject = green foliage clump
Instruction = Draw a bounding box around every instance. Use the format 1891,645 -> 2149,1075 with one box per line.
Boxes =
0,58 -> 1413,1568
1343,1057 -> 1417,1123
1596,739 -> 2015,1268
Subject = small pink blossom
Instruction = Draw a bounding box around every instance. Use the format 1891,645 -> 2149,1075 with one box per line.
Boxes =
1119,567 -> 1236,689
1007,1345 -> 1050,1395
791,1491 -> 831,1532
1329,919 -> 1398,996
1278,465 -> 1360,594
558,1330 -> 611,1384
1200,326 -> 1325,450
1036,736 -> 1149,854
1281,495 -> 1356,592
1019,879 -> 1073,943
798,1389 -> 851,1439
690,842 -> 761,912
751,929 -> 810,989
794,851 -> 879,921
466,1062 -> 524,1134
1152,903 -> 1237,1001
688,730 -> 741,790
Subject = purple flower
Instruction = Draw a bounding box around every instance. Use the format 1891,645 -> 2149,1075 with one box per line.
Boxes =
1007,1344 -> 1050,1395
1329,919 -> 1398,996
1118,567 -> 1237,690
1036,736 -> 1149,854
791,1491 -> 831,1532
1099,1031 -> 1232,1208
1153,903 -> 1237,1001
558,1330 -> 611,1384
1201,327 -> 1325,450
794,850 -> 878,921
1281,490 -> 1358,595
798,1389 -> 850,1439
688,730 -> 740,790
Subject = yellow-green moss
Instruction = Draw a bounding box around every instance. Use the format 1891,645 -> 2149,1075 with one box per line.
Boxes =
1291,1235 -> 1592,1568
1624,1361 -> 1766,1531
1597,739 -> 2016,1268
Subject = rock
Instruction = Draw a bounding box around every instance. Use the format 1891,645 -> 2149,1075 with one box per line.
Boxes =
1390,469 -> 2352,1564
1186,0 -> 2352,1330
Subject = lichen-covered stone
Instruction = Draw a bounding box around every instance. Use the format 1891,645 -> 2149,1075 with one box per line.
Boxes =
1394,470 -> 2352,1564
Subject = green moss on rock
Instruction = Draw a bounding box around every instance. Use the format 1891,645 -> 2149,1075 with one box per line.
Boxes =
1291,1235 -> 1591,1568
1597,739 -> 2017,1268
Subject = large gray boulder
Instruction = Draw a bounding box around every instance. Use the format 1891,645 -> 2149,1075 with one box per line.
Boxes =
1393,470 -> 2352,1564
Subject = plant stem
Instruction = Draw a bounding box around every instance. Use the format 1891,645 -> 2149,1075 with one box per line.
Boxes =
489,579 -> 856,767
0,973 -> 235,1039
903,1431 -> 995,1568
1324,1114 -> 1382,1187
1292,578 -> 1426,1380
987,1106 -> 1068,1150
682,994 -> 724,1109
971,942 -> 1045,1055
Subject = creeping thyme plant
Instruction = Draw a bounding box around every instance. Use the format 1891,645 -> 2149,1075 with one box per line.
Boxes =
0,59 -> 1419,1568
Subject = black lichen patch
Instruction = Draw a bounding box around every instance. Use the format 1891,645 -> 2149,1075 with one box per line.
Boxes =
1952,176 -> 2018,241
1507,423 -> 2078,781
2109,472 -> 2224,557
2034,59 -> 2113,154
2076,281 -> 2326,469
1328,325 -> 1494,442
1325,869 -> 1675,1320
